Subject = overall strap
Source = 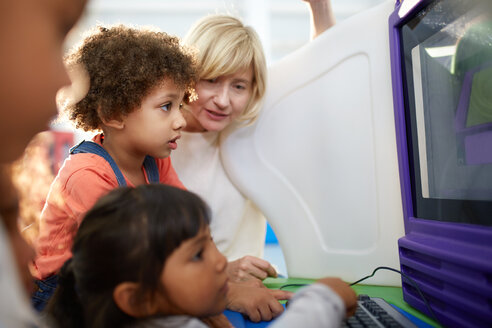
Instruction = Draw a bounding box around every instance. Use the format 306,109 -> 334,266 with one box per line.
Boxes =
70,141 -> 127,186
70,141 -> 161,186
143,155 -> 160,184
70,141 -> 160,187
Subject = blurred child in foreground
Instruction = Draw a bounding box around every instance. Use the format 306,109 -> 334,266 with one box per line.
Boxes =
0,0 -> 88,325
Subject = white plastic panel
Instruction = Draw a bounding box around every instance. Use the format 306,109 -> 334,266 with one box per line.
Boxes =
259,53 -> 378,252
221,0 -> 404,286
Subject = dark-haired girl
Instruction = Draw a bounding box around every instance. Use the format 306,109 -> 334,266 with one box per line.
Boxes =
47,184 -> 356,328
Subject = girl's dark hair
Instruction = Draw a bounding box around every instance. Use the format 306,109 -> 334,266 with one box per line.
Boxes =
65,25 -> 197,131
46,184 -> 210,328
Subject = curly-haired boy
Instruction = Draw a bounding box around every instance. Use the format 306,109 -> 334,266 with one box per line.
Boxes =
31,25 -> 197,311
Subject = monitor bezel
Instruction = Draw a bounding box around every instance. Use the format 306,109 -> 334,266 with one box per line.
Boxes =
390,1 -> 492,325
389,0 -> 492,240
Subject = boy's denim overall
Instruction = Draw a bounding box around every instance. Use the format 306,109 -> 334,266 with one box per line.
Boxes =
31,140 -> 160,311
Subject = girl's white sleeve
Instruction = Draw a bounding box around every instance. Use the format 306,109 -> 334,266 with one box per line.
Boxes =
269,283 -> 346,328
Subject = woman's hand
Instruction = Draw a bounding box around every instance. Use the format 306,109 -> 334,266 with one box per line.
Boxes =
226,281 -> 293,322
227,256 -> 277,284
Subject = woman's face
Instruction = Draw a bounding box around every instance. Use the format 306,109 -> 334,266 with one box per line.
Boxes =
184,66 -> 254,132
0,0 -> 87,163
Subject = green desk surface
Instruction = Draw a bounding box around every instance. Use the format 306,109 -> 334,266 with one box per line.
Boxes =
263,277 -> 441,327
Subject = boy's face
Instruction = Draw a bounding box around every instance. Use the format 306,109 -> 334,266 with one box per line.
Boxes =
0,0 -> 87,163
119,79 -> 186,159
153,226 -> 229,317
185,66 -> 253,132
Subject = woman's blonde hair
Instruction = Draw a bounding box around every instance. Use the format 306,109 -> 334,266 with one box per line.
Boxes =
183,15 -> 267,124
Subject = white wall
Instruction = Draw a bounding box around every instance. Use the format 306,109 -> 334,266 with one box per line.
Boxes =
67,0 -> 386,64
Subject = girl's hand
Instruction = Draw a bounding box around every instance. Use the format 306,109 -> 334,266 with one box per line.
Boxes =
201,314 -> 233,328
226,282 -> 293,322
316,277 -> 357,317
227,256 -> 277,283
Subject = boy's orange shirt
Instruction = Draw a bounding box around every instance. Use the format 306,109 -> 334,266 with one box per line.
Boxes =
32,134 -> 185,280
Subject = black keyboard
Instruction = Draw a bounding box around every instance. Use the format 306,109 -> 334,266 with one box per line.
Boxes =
342,295 -> 418,328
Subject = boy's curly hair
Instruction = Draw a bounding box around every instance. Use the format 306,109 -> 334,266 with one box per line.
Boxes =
65,25 -> 197,131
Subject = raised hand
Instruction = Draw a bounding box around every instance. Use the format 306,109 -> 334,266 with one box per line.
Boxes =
302,0 -> 336,39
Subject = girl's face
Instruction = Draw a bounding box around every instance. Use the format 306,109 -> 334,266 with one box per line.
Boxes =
119,79 -> 186,159
0,0 -> 87,163
184,66 -> 254,132
154,226 -> 228,317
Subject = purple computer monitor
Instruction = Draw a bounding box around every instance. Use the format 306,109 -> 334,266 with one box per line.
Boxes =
389,0 -> 492,327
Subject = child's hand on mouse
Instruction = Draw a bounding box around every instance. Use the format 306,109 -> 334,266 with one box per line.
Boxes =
226,281 -> 292,322
316,277 -> 357,317
227,255 -> 277,284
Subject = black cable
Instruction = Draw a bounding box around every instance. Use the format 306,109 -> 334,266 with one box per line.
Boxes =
279,283 -> 308,290
349,266 -> 440,325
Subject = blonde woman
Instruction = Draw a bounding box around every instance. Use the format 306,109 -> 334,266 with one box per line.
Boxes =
173,0 -> 336,285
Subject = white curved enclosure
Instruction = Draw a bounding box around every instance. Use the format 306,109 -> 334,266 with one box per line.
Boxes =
221,0 -> 404,286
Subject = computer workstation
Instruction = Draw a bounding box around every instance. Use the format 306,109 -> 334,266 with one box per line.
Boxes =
222,0 -> 492,327
391,0 -> 492,326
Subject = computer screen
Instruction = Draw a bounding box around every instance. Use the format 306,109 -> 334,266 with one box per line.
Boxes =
401,0 -> 492,223
389,0 -> 492,326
